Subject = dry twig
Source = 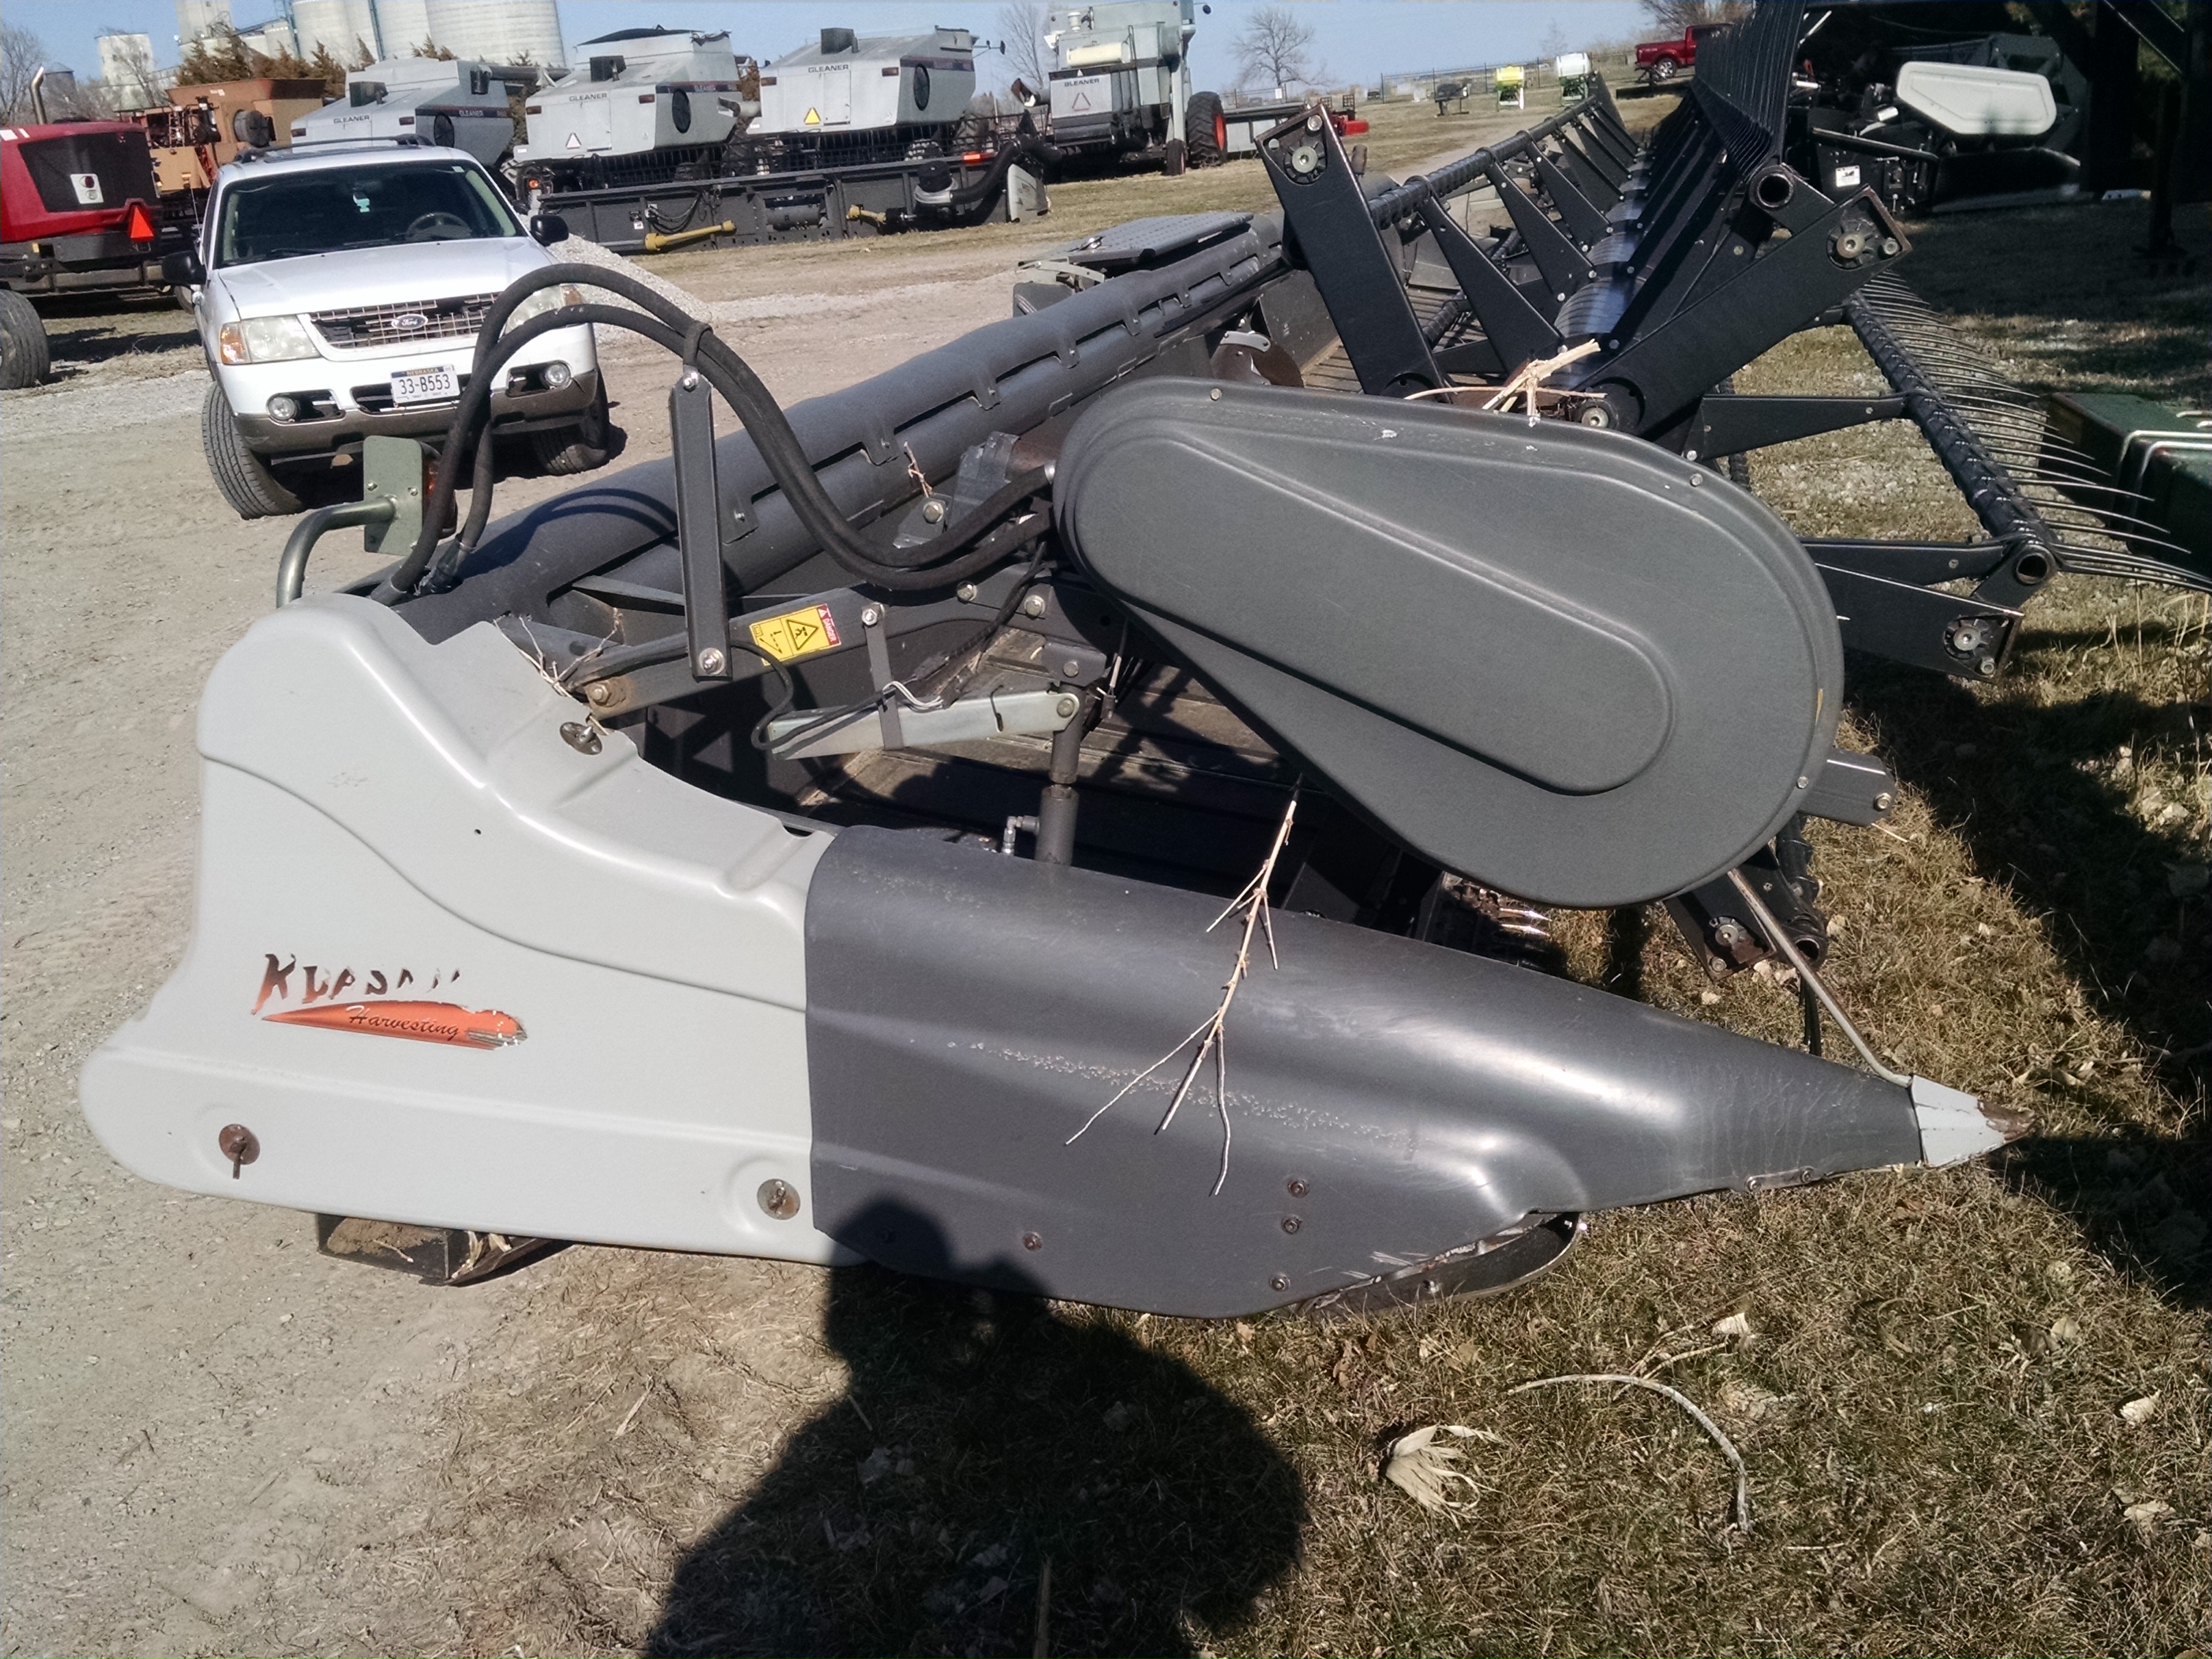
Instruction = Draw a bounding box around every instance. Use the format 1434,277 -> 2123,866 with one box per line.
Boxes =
1068,790 -> 1299,1194
1506,1372 -> 1754,1534
1481,337 -> 1604,419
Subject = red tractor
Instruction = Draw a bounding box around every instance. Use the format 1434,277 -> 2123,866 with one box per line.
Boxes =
0,119 -> 172,387
1635,22 -> 1728,84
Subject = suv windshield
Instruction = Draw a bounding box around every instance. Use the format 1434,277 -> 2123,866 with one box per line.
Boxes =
215,161 -> 519,266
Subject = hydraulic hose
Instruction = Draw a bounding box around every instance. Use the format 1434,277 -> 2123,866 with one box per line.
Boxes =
383,261 -> 1053,600
918,135 -> 1062,218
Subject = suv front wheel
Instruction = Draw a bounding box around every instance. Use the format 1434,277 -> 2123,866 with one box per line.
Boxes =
201,381 -> 303,519
529,385 -> 623,476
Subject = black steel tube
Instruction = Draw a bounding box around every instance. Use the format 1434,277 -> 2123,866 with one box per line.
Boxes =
1843,281 -> 2056,567
394,224 -> 1285,641
276,498 -> 396,608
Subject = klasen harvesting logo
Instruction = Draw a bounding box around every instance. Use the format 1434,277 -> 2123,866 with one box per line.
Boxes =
252,954 -> 525,1050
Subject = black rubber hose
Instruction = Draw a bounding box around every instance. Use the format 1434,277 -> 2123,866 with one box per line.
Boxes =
389,263 -> 1051,597
929,136 -> 1062,211
387,301 -> 1048,595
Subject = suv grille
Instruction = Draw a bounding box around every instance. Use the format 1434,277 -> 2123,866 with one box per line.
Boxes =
308,293 -> 496,351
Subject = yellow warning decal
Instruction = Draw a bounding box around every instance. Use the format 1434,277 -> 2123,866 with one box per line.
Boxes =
803,106 -> 823,125
749,603 -> 843,663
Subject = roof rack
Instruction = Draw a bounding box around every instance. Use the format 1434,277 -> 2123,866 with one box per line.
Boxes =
236,134 -> 437,163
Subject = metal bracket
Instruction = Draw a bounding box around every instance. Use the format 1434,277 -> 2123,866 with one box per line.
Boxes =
359,434 -> 426,556
1491,162 -> 1597,300
669,368 -> 732,681
1415,194 -> 1562,376
767,686 -> 1081,759
1259,107 -> 1441,396
1588,190 -> 1911,435
1532,151 -> 1610,246
1688,394 -> 1906,457
1815,563 -> 2022,680
1800,745 -> 1896,827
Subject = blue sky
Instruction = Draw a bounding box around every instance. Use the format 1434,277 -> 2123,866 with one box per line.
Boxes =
12,1 -> 1652,94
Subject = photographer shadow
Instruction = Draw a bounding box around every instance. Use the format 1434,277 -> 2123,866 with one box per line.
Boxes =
646,1203 -> 1303,1657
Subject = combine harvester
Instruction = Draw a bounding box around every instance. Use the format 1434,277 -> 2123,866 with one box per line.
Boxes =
1029,0 -> 1212,173
510,25 -> 756,195
292,56 -> 536,172
83,5 -> 2206,1311
531,25 -> 1052,253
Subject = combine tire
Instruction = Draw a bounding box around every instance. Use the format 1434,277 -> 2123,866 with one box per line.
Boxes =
1185,91 -> 1226,166
201,382 -> 302,519
1163,138 -> 1187,177
0,290 -> 49,389
531,386 -> 623,476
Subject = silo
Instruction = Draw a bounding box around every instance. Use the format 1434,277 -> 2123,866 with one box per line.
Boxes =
291,0 -> 385,62
427,1 -> 567,72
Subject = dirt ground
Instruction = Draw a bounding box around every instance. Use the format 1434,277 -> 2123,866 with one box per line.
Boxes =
3,104 -> 2204,1659
0,112 -> 1514,1657
0,203 -> 1086,1659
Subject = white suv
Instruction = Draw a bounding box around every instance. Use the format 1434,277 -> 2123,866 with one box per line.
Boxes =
172,138 -> 613,519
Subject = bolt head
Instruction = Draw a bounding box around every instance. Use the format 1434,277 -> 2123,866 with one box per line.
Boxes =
1873,791 -> 1894,812
1286,1177 -> 1309,1198
1021,593 -> 1046,617
697,647 -> 726,676
681,369 -> 700,389
921,498 -> 946,523
1280,1215 -> 1302,1234
757,1179 -> 801,1220
1208,386 -> 1222,400
1022,1231 -> 1044,1251
1055,695 -> 1078,718
1977,656 -> 1998,678
585,680 -> 615,706
861,604 -> 882,626
1270,1274 -> 1290,1293
955,582 -> 979,602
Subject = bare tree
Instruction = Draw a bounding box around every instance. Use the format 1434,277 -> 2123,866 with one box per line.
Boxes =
1,21 -> 48,123
1232,5 -> 1319,97
1539,19 -> 1570,59
997,0 -> 1050,99
1638,0 -> 1750,34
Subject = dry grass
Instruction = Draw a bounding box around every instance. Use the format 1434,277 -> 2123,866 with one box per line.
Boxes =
375,177 -> 2207,1659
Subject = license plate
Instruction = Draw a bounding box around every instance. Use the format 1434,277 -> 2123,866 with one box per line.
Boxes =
389,365 -> 457,406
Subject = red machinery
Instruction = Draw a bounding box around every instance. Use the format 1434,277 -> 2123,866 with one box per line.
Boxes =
0,119 -> 170,296
0,118 -> 180,387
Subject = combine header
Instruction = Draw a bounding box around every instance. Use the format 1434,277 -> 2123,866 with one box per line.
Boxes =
94,2 -> 2188,1314
528,25 -> 1052,253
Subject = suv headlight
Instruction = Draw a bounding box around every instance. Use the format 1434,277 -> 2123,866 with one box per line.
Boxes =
505,283 -> 587,330
217,316 -> 318,365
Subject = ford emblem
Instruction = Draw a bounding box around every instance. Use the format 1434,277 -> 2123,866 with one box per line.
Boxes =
386,311 -> 430,331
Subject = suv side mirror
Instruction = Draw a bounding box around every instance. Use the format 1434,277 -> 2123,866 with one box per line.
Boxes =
530,213 -> 568,246
162,248 -> 205,286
